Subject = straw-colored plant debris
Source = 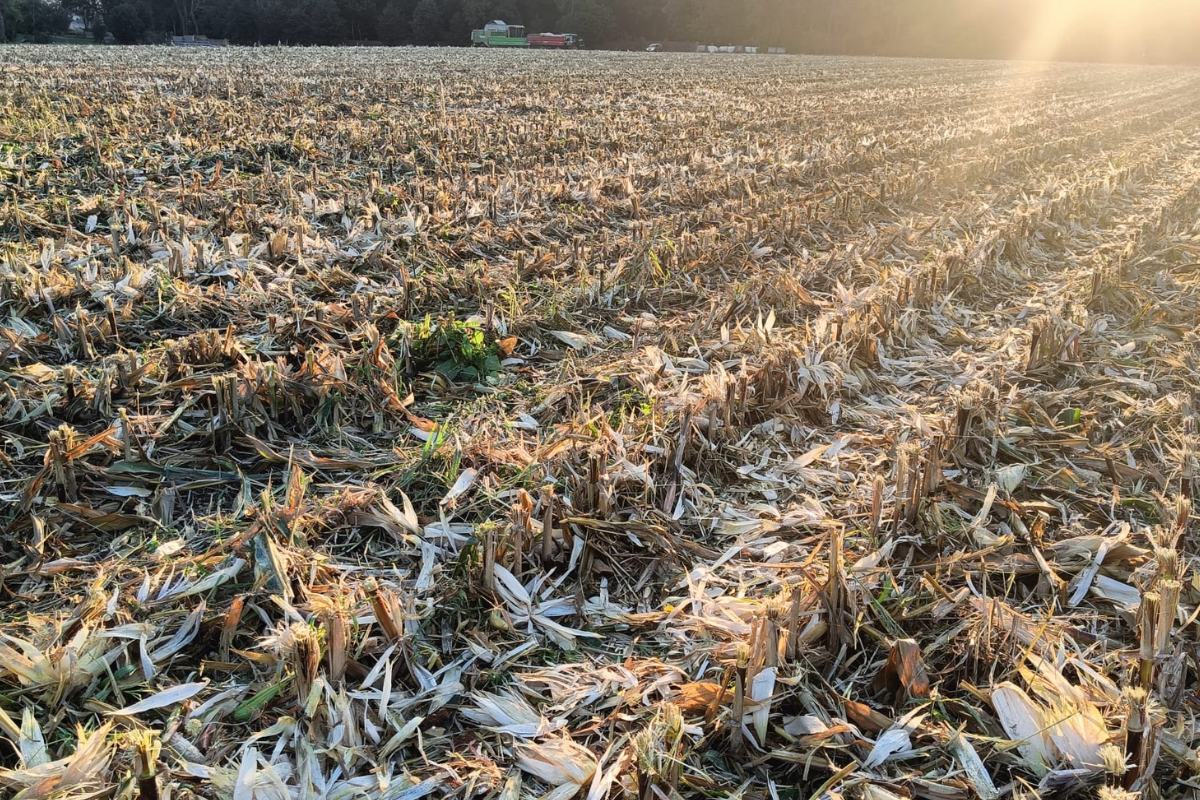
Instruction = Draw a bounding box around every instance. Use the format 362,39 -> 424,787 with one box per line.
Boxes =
2,44 -> 1199,800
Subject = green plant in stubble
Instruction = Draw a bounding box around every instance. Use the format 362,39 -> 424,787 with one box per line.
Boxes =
407,315 -> 502,382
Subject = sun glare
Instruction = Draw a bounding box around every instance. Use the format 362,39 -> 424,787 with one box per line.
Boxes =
1012,0 -> 1180,63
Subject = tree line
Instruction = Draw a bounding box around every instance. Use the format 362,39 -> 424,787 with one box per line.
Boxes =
2,0 -> 1198,64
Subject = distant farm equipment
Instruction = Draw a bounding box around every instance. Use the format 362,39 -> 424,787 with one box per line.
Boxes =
639,41 -> 787,54
695,44 -> 786,54
471,20 -> 526,47
528,32 -> 581,49
171,35 -> 228,47
471,20 -> 581,49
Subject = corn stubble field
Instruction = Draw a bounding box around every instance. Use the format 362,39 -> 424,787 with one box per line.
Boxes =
1,44 -> 1200,800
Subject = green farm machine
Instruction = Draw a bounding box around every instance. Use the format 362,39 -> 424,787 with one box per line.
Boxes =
471,20 -> 581,49
471,20 -> 529,47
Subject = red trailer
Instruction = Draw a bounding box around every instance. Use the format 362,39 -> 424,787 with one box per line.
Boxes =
527,32 -> 581,49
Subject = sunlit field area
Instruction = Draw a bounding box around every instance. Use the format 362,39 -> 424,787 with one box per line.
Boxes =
2,45 -> 1200,799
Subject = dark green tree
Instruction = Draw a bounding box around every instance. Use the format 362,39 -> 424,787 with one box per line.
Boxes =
409,0 -> 447,44
61,0 -> 102,27
169,0 -> 201,34
282,0 -> 346,43
460,0 -> 515,27
514,0 -> 554,30
250,0 -> 289,42
378,0 -> 414,42
607,0 -> 664,42
555,0 -> 611,44
107,1 -> 146,41
336,0 -> 382,40
20,0 -> 69,35
195,0 -> 251,38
